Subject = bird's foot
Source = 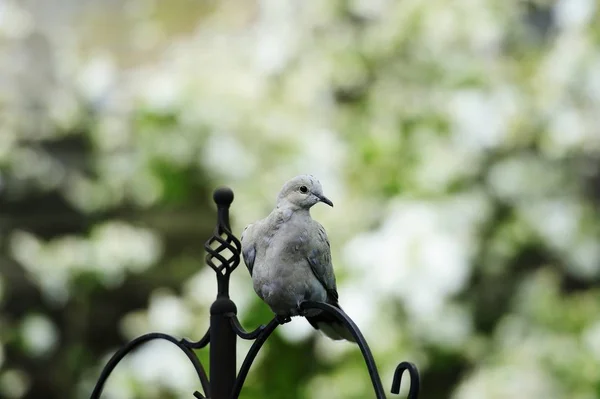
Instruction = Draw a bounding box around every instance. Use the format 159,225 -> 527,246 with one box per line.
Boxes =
275,315 -> 292,325
296,306 -> 308,317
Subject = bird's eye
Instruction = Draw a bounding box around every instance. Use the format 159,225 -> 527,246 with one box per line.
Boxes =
299,185 -> 308,194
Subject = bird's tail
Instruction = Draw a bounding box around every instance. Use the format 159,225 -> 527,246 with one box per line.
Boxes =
306,302 -> 357,343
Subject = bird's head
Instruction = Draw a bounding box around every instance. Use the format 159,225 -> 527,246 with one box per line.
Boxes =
276,175 -> 333,210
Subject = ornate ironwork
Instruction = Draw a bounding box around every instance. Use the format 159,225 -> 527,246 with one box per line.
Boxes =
299,301 -> 419,399
90,187 -> 421,399
230,317 -> 281,398
89,333 -> 210,399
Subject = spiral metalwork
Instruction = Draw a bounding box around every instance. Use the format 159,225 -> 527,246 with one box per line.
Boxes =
204,188 -> 242,291
89,187 -> 421,399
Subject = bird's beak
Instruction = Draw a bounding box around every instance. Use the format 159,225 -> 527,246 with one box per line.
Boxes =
318,195 -> 334,207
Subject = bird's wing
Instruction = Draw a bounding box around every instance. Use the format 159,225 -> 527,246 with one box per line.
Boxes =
240,223 -> 257,276
306,222 -> 339,302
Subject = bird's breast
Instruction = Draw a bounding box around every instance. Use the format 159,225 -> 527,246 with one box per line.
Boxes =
252,260 -> 326,315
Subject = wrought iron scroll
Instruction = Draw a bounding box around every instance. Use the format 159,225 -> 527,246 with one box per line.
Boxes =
392,362 -> 420,398
89,333 -> 210,399
229,317 -> 281,399
181,328 -> 211,349
299,301 -> 420,399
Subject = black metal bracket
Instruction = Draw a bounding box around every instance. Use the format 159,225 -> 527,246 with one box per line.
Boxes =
299,301 -> 419,399
89,187 -> 421,399
89,332 -> 210,399
230,317 -> 281,399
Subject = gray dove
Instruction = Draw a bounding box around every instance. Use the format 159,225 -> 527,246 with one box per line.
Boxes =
241,175 -> 355,342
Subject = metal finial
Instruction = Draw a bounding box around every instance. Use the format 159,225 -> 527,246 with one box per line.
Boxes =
213,187 -> 234,207
205,187 -> 241,293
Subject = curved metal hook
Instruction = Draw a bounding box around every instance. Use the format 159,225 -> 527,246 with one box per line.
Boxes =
89,333 -> 210,399
181,328 -> 210,349
391,361 -> 420,399
299,301 -> 387,399
229,317 -> 280,399
299,301 -> 420,399
226,312 -> 267,340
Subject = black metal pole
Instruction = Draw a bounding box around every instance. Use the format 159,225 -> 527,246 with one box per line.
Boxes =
210,296 -> 237,399
207,188 -> 240,399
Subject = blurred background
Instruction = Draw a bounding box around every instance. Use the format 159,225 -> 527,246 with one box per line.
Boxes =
1,0 -> 600,398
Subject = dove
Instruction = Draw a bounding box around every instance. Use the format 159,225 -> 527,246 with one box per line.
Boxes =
240,175 -> 355,342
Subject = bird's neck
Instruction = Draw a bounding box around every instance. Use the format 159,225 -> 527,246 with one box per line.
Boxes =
274,202 -> 311,219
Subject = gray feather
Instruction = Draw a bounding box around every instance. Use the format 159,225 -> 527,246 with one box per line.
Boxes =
306,223 -> 339,302
240,224 -> 256,276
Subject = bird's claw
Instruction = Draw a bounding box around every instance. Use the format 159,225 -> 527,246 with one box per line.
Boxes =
275,315 -> 292,324
296,306 -> 308,317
